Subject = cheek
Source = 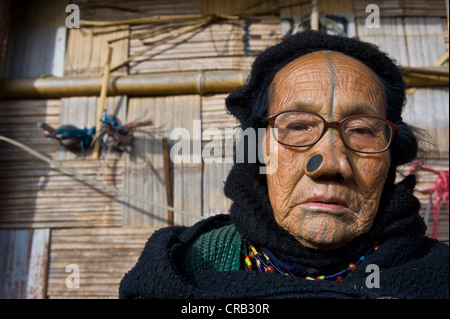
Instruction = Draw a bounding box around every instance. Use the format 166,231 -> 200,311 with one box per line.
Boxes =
352,153 -> 390,197
349,152 -> 391,227
264,132 -> 306,214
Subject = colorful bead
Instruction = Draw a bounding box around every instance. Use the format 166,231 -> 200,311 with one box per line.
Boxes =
245,256 -> 252,269
250,245 -> 259,256
243,240 -> 378,281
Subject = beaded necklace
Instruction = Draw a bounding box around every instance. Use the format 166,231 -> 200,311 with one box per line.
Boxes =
243,239 -> 379,282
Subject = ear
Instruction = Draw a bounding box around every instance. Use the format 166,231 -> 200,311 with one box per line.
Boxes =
391,122 -> 418,166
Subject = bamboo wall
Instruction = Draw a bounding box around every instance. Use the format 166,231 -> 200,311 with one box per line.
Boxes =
0,0 -> 448,298
0,0 -> 281,298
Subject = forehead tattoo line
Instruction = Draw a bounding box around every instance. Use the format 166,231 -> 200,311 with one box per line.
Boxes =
325,52 -> 337,119
325,53 -> 338,160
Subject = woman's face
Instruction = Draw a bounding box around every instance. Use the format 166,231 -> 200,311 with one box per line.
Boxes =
264,51 -> 391,250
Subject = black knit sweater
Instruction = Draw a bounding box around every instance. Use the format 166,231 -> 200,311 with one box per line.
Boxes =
119,169 -> 449,299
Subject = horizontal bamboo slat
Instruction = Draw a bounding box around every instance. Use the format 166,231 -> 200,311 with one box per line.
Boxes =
203,0 -> 279,16
0,159 -> 124,229
128,19 -> 281,73
0,99 -> 60,161
354,0 -> 448,18
76,0 -> 202,22
47,227 -> 156,298
201,94 -> 240,133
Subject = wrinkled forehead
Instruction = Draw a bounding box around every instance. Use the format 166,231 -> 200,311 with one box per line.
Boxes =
272,50 -> 383,84
269,51 -> 387,116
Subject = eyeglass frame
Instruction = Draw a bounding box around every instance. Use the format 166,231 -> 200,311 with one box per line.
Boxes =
266,110 -> 400,154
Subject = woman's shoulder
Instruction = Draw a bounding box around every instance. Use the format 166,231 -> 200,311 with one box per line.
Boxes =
182,223 -> 243,272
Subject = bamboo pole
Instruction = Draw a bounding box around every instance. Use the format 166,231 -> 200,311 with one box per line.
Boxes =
403,74 -> 449,87
92,46 -> 113,160
0,70 -> 249,98
1,66 -> 447,100
310,0 -> 319,31
407,51 -> 449,95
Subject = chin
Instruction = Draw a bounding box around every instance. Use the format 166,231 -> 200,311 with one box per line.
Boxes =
294,225 -> 356,250
298,237 -> 350,250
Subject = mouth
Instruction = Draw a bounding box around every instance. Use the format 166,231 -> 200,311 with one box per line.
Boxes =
301,197 -> 351,213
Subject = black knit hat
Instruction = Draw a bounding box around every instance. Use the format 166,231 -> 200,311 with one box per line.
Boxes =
225,30 -> 417,167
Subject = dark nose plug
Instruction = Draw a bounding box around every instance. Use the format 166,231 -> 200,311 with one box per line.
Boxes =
306,154 -> 323,173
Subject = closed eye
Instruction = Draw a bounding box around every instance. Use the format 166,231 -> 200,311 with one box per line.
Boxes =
286,123 -> 314,131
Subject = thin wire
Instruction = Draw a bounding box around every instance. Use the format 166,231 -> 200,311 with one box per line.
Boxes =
0,135 -> 204,221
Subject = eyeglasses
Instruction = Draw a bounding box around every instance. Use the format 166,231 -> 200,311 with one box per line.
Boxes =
266,110 -> 399,154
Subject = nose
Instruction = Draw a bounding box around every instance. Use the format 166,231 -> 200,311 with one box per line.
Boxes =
305,127 -> 354,182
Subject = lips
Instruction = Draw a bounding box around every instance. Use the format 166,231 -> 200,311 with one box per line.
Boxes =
301,196 -> 351,213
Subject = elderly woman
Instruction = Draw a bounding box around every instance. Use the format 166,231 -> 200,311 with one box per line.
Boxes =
119,31 -> 448,299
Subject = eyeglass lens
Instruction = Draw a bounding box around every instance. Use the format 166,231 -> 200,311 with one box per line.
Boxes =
273,112 -> 393,153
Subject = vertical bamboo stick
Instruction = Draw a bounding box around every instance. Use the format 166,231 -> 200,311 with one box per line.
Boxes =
311,0 -> 319,31
92,46 -> 113,159
162,138 -> 174,226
